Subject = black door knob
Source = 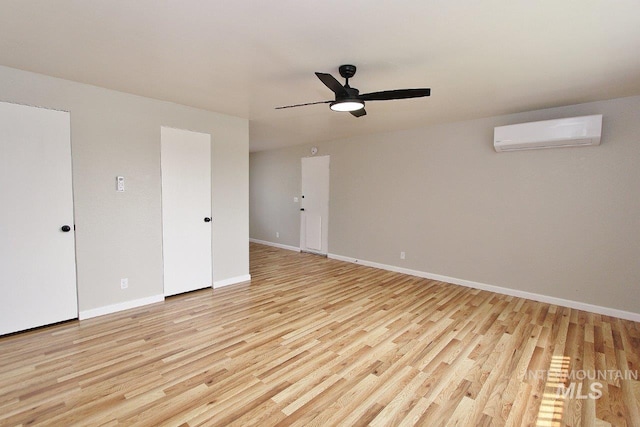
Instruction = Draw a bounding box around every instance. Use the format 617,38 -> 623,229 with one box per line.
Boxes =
300,208 -> 305,211
61,225 -> 71,232
204,217 -> 212,222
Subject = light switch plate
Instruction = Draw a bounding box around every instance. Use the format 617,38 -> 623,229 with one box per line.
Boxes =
116,176 -> 125,192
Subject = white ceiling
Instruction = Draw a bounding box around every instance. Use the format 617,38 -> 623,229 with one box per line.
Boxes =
1,1 -> 639,152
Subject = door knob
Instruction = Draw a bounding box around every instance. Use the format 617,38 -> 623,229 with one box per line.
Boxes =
61,225 -> 71,232
300,208 -> 305,211
204,217 -> 212,222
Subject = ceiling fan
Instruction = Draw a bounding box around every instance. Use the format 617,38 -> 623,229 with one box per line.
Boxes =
275,64 -> 431,117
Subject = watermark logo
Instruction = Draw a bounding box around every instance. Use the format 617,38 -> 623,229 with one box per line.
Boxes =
524,368 -> 638,400
555,381 -> 603,400
531,356 -> 637,425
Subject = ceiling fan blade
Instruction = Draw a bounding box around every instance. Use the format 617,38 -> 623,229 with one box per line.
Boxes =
350,108 -> 367,118
360,88 -> 431,101
315,72 -> 349,97
275,100 -> 332,109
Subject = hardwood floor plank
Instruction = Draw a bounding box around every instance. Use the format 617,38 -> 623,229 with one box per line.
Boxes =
0,242 -> 638,426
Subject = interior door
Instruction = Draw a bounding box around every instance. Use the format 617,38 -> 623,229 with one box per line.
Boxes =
161,127 -> 212,296
300,155 -> 330,254
0,102 -> 78,335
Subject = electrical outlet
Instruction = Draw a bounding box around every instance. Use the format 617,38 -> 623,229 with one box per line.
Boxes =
121,278 -> 128,289
276,232 -> 280,238
400,251 -> 406,260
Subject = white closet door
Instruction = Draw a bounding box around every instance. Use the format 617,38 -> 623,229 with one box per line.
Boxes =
161,127 -> 212,296
0,102 -> 78,335
300,155 -> 330,255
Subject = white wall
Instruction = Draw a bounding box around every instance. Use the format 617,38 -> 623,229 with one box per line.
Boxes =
250,96 -> 640,317
0,65 -> 249,315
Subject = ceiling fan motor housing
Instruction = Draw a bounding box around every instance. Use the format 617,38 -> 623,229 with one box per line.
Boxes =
331,84 -> 364,112
342,86 -> 360,99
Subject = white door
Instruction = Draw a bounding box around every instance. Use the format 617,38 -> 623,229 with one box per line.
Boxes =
0,102 -> 78,335
161,127 -> 212,296
300,155 -> 330,255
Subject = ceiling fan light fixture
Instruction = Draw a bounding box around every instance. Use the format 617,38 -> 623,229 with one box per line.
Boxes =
275,65 -> 430,118
330,100 -> 365,112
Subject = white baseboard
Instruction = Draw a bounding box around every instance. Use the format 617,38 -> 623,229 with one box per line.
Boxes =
328,253 -> 640,323
79,294 -> 164,320
250,238 -> 300,252
214,274 -> 251,289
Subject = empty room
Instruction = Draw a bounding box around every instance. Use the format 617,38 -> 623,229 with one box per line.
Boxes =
1,2 -> 639,426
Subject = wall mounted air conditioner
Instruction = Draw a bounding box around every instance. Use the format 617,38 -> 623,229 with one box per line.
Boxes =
494,114 -> 602,152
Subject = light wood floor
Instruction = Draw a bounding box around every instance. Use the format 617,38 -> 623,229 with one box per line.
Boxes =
1,243 -> 639,426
